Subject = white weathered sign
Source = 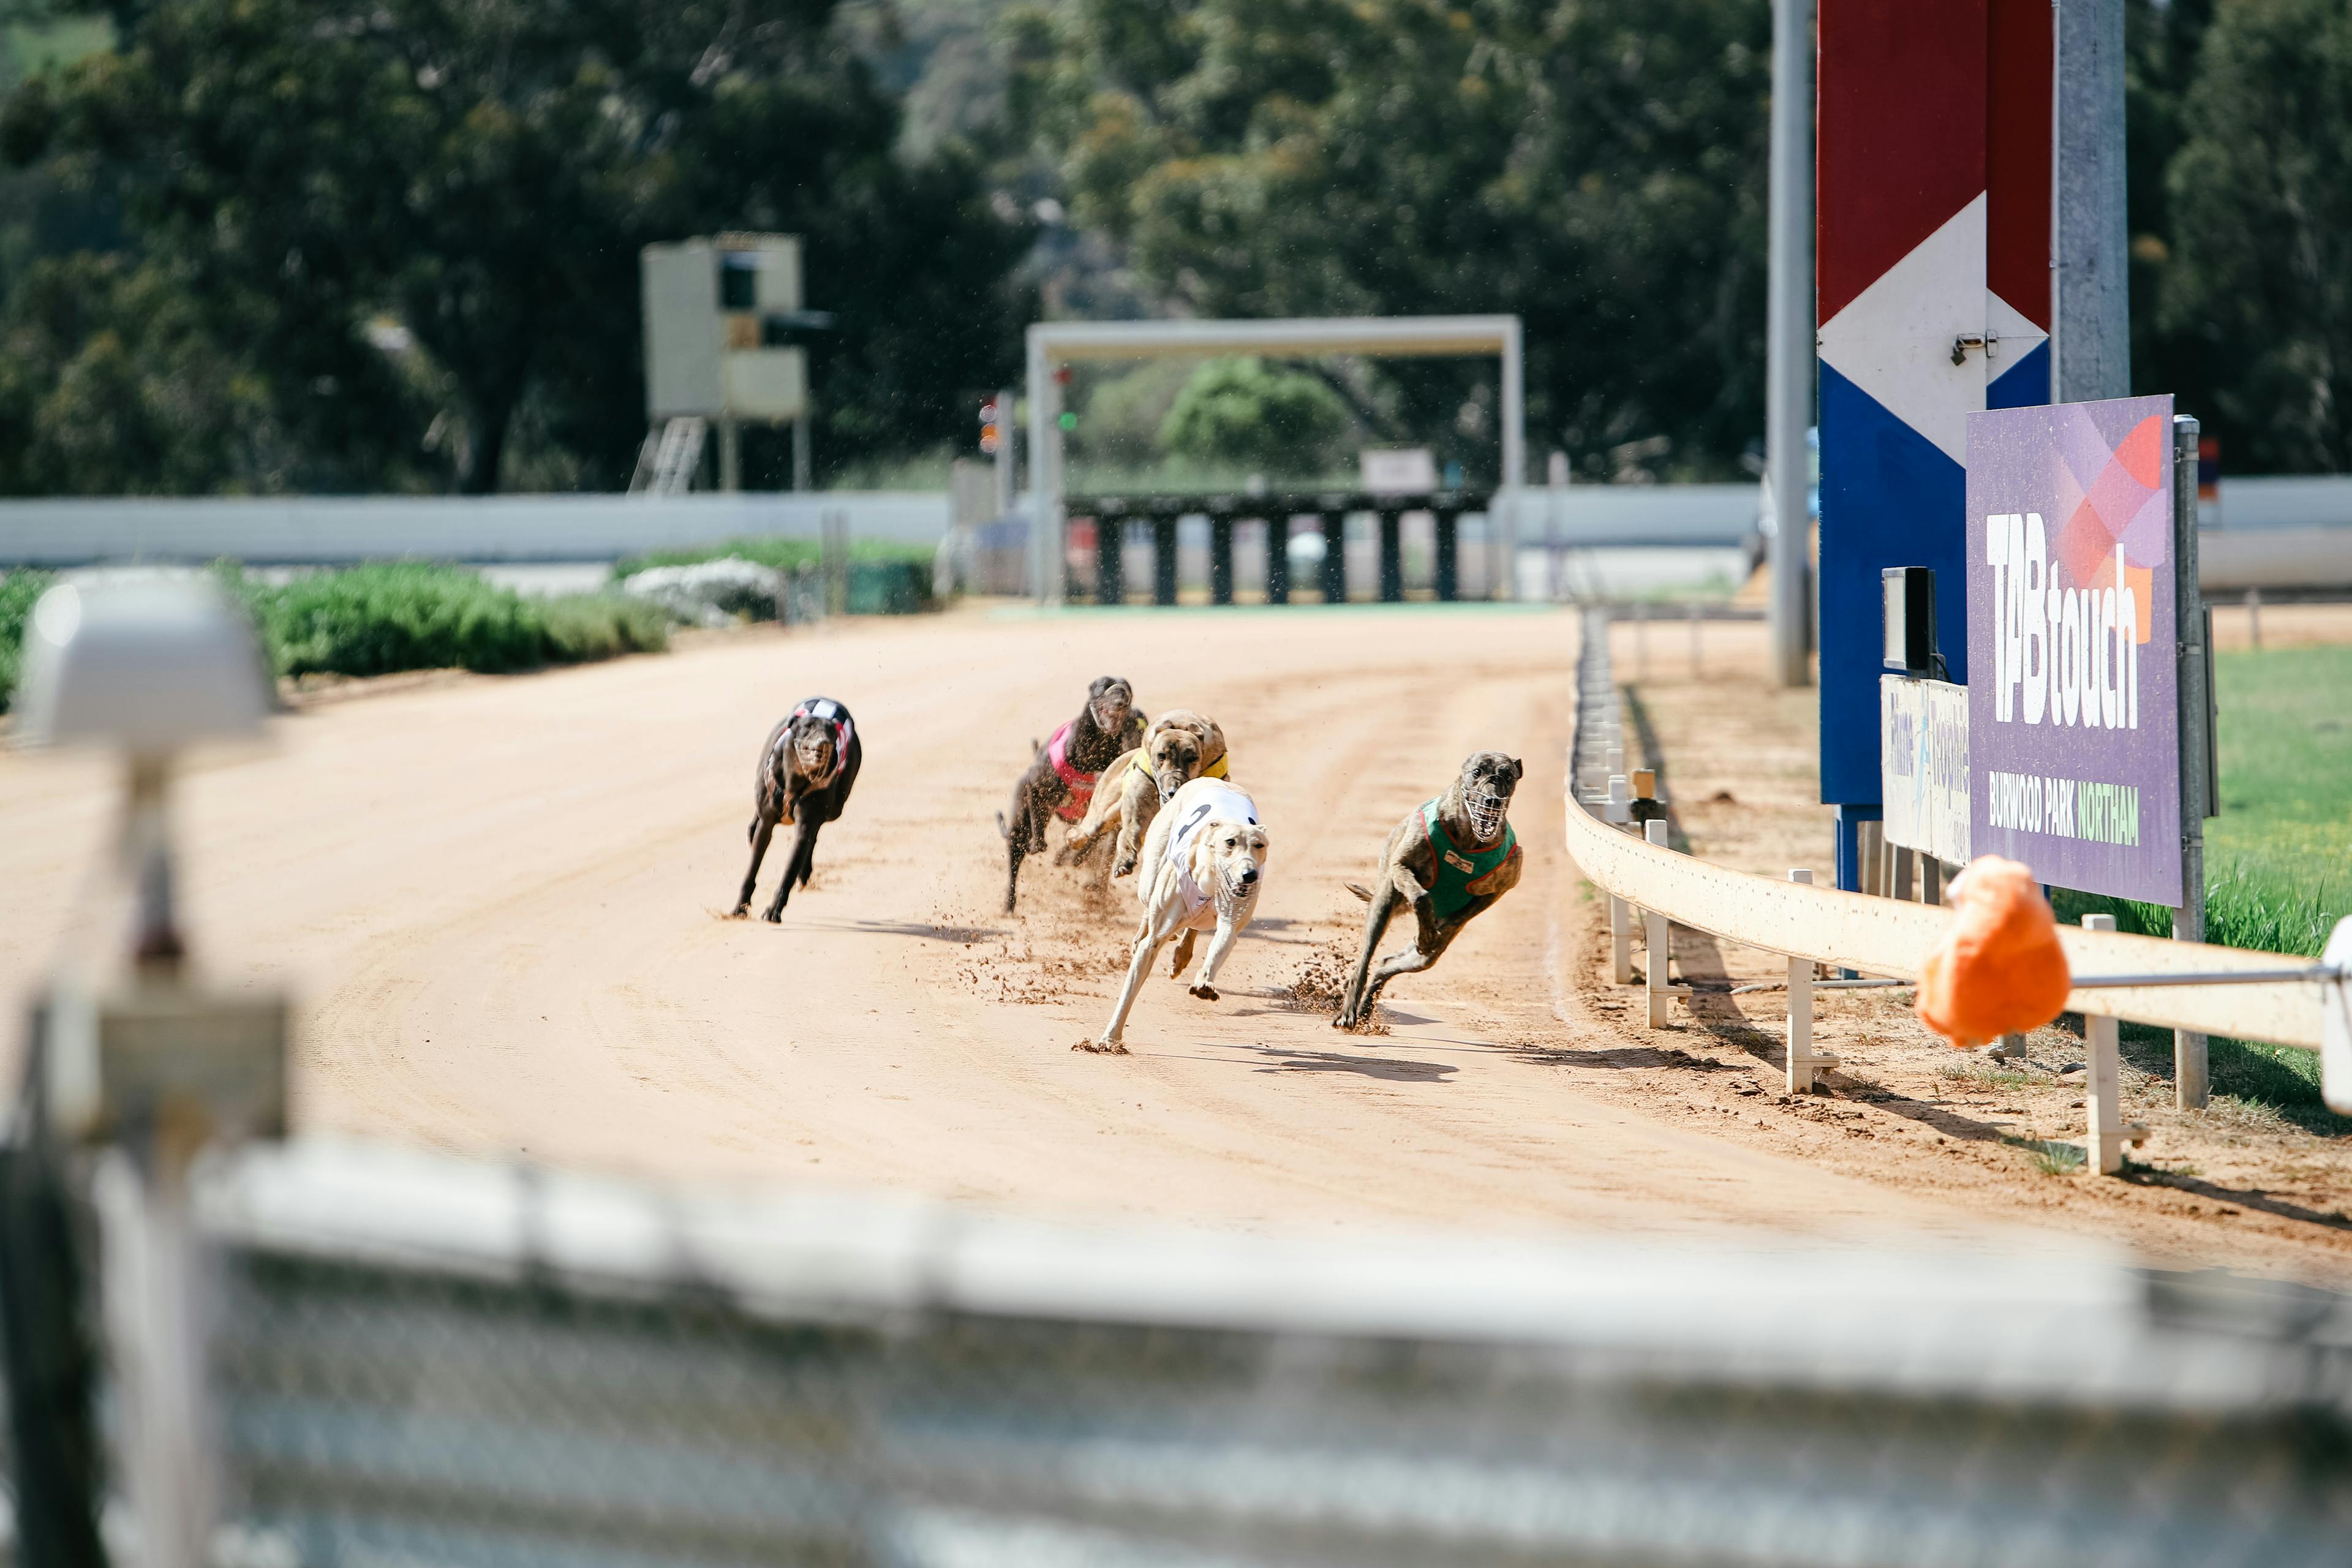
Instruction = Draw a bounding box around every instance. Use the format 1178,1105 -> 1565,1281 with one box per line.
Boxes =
1881,674 -> 1970,866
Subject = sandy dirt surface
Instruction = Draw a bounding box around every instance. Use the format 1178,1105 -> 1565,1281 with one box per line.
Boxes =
2207,596 -> 2352,651
1573,617 -> 2352,1283
1,603 -> 2343,1276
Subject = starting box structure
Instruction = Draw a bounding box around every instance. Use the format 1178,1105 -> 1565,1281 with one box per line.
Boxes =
1023,317 -> 1525,605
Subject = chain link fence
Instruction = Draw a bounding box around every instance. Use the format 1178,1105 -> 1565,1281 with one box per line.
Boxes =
100,1140 -> 2339,1568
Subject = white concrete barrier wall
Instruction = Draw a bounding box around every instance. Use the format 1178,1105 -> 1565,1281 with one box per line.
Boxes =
0,492 -> 951,565
1,474 -> 2346,570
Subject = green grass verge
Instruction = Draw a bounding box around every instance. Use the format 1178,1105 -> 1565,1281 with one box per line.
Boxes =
0,569 -> 54,714
2051,644 -> 2352,1133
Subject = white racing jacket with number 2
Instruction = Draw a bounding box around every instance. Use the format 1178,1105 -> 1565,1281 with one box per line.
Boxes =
1162,780 -> 1259,930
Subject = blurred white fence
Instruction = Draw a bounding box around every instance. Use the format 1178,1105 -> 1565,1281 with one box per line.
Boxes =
0,492 -> 948,565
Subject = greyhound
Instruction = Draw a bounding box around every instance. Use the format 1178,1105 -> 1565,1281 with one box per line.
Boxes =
734,697 -> 862,922
1333,751 -> 1525,1028
1079,776 -> 1270,1054
998,676 -> 1145,913
1063,709 -> 1228,878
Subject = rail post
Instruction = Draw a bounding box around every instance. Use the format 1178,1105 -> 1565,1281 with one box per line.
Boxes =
1097,515 -> 1125,606
1264,518 -> 1291,605
2079,913 -> 2147,1174
1209,515 -> 1235,605
1783,869 -> 1837,1093
1434,510 -> 1460,601
1319,513 -> 1348,603
1153,518 -> 1180,606
1644,818 -> 1673,1027
1378,511 -> 1404,602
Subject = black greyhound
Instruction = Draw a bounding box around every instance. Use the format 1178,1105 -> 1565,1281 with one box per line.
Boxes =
997,676 -> 1144,913
735,697 -> 863,921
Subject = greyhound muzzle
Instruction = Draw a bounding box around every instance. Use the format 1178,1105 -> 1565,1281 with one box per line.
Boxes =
795,738 -> 832,774
1466,788 -> 1510,841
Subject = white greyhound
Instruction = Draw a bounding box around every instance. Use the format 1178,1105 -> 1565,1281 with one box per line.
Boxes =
1077,776 -> 1270,1055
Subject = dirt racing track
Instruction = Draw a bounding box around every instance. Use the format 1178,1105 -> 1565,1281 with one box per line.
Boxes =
3,605 -> 2348,1275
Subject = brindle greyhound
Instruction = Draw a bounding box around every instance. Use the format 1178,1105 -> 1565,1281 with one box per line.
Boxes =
997,676 -> 1144,913
734,696 -> 862,922
1062,709 -> 1227,879
1333,751 -> 1525,1028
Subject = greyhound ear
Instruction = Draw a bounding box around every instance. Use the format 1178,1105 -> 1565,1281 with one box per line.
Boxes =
1511,758 -> 1525,783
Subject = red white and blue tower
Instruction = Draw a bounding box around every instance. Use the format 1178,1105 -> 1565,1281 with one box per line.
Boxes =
1815,1 -> 2059,885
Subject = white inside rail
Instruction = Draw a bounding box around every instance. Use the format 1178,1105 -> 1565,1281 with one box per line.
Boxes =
1564,608 -> 2352,1137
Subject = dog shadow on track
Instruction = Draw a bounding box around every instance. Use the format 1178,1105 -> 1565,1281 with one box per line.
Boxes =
1244,1046 -> 1458,1082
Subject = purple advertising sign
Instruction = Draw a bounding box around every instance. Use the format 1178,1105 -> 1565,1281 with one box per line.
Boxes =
1965,394 -> 2181,906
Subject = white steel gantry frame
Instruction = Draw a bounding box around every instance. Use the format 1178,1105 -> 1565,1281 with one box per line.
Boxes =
1023,315 -> 1525,605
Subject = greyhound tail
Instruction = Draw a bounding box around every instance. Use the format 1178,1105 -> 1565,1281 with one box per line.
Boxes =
996,810 -> 1010,842
1344,881 -> 1374,903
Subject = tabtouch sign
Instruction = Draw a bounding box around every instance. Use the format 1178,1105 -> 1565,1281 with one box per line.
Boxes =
1965,394 -> 2180,906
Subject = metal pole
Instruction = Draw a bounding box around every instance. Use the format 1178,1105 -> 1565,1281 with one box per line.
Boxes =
1766,0 -> 1815,687
993,385 -> 1017,519
1496,317 -> 1523,600
1025,327 -> 1060,605
791,413 -> 811,492
2173,415 -> 2209,1109
2052,0 -> 2130,403
717,416 -> 742,493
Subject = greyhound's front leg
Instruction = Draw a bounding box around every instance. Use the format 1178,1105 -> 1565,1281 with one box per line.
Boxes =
762,821 -> 815,922
1085,919 -> 1169,1054
1359,908 -> 1459,1009
1336,883 -> 1401,1026
1167,928 -> 1197,978
1189,911 -> 1245,1000
736,815 -> 776,916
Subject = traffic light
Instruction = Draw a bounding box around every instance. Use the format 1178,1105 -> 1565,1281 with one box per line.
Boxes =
978,399 -> 1001,455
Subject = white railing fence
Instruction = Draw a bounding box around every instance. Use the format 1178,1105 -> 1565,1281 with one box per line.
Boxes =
1564,609 -> 2351,1168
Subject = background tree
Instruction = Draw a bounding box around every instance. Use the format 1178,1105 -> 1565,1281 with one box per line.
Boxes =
1156,357 -> 1351,473
1005,0 -> 1773,482
2156,0 -> 2352,473
0,0 -> 1031,492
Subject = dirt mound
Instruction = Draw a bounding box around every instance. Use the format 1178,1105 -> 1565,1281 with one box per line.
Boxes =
1289,943 -> 1389,1034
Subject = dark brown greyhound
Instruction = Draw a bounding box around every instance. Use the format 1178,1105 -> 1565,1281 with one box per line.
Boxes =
1333,751 -> 1525,1027
734,697 -> 862,922
997,676 -> 1144,913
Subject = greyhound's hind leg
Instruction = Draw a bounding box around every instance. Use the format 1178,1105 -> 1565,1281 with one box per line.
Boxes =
735,816 -> 775,917
1005,817 -> 1028,914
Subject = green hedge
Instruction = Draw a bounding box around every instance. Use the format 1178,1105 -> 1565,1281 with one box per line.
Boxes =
223,564 -> 668,679
0,564 -> 666,713
0,569 -> 53,714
